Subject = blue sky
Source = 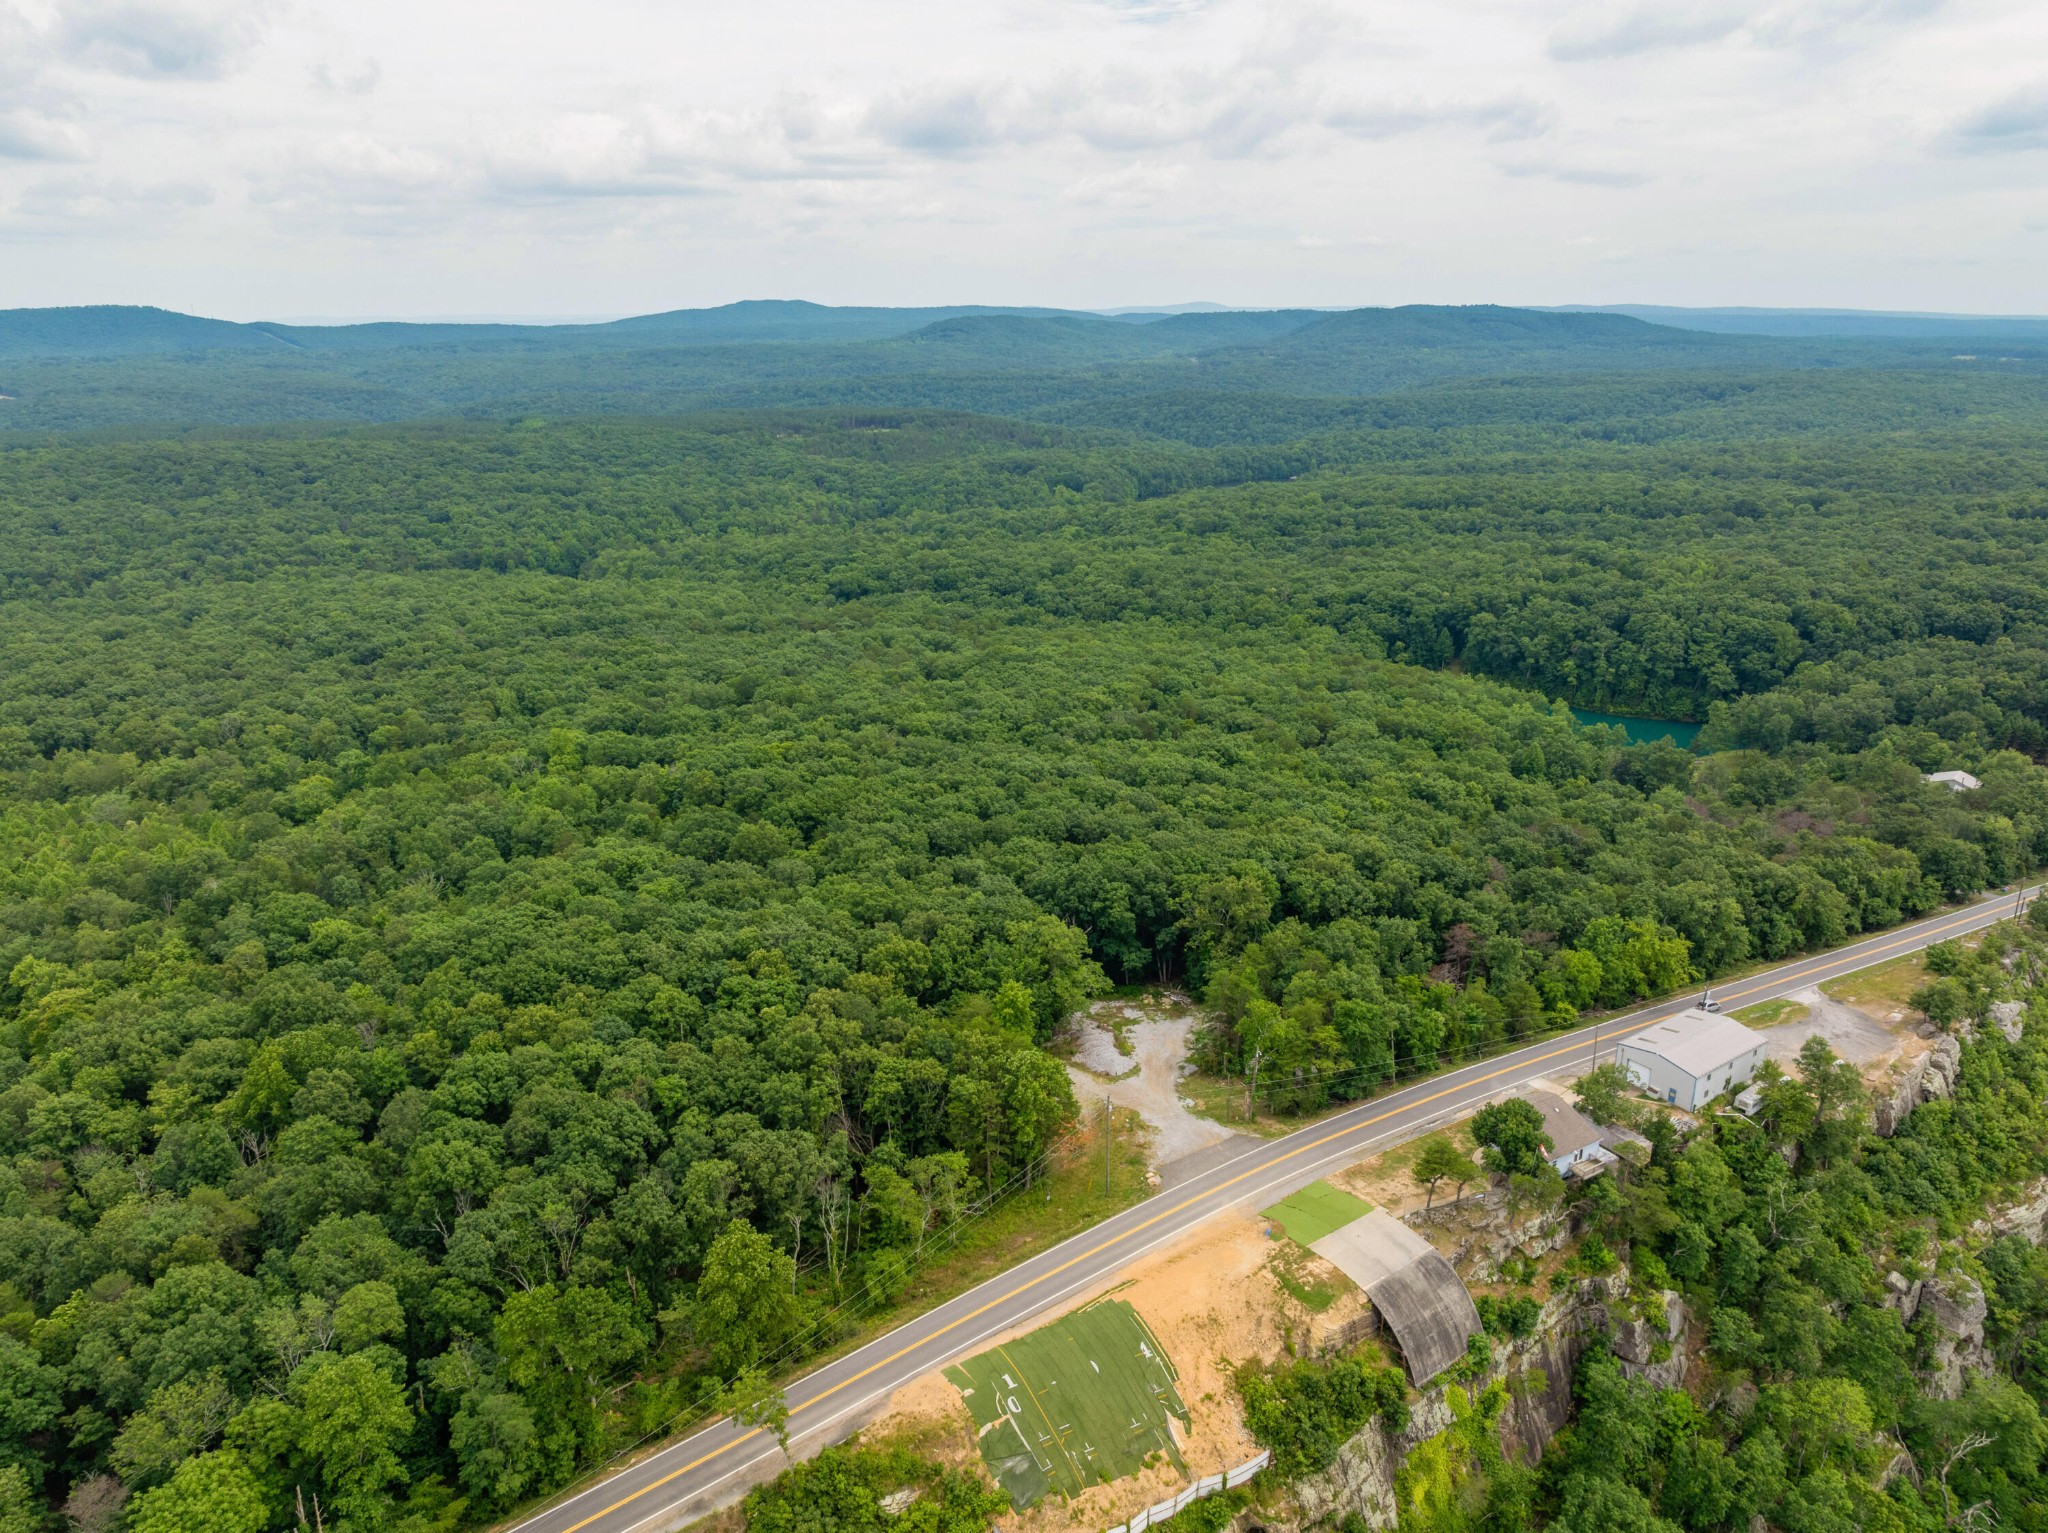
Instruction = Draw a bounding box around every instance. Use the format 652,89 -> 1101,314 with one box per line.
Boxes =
1,0 -> 2044,318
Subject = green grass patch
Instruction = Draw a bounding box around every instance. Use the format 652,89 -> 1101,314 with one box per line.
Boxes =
1823,951 -> 1933,1013
1272,1242 -> 1351,1313
943,1299 -> 1188,1508
1733,997 -> 1810,1027
1262,1180 -> 1375,1247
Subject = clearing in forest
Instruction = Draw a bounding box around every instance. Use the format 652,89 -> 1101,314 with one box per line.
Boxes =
1261,1179 -> 1376,1247
942,1299 -> 1188,1508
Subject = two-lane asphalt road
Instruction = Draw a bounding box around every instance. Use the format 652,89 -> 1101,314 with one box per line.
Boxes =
508,882 -> 2038,1533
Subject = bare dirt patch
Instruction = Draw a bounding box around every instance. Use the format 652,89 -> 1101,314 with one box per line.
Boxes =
1063,1006 -> 1140,1079
1063,995 -> 1244,1168
1329,1128 -> 1460,1222
860,1213 -> 1360,1532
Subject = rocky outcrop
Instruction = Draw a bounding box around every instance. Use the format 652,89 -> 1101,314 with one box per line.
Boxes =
1288,1381 -> 1446,1529
1991,1000 -> 2026,1043
1883,1269 -> 1924,1325
1610,1290 -> 1688,1391
1288,1273 -> 1686,1530
1919,1273 -> 1992,1400
1874,1434 -> 1920,1491
1873,1035 -> 1962,1137
1422,1198 -> 1578,1284
1985,1178 -> 2048,1244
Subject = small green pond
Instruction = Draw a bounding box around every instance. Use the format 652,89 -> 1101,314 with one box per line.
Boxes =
1569,708 -> 1703,750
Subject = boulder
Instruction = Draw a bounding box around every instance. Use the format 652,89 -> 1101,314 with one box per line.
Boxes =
1920,1273 -> 1992,1400
1610,1311 -> 1656,1367
1991,1179 -> 2048,1245
1616,1292 -> 1687,1390
1924,1035 -> 1962,1098
1874,1036 -> 1963,1137
1874,1434 -> 1920,1491
1992,1000 -> 2026,1043
1883,1269 -> 1924,1325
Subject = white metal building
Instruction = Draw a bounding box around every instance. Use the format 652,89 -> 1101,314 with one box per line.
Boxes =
1615,1008 -> 1768,1110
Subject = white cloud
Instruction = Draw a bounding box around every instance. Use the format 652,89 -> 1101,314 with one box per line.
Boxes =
3,172 -> 211,231
57,0 -> 269,79
1549,0 -> 1944,61
1326,98 -> 1551,144
0,0 -> 2040,314
1088,0 -> 1216,22
1061,161 -> 1191,204
0,111 -> 89,162
1946,84 -> 2048,154
1497,158 -> 1651,187
309,56 -> 380,95
1549,3 -> 1750,62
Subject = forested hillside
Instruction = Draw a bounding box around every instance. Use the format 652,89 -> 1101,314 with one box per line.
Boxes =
4,309 -> 2048,1532
3,301 -> 2040,433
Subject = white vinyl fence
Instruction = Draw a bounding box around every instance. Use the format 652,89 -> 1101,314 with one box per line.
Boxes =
1099,1449 -> 1271,1533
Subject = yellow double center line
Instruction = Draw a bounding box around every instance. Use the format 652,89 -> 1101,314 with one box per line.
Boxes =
545,890 -> 2030,1533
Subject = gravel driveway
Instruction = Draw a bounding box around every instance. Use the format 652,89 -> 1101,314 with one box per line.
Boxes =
1063,1003 -> 1241,1167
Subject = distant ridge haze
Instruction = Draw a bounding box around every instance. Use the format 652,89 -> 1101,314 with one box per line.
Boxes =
6,299 -> 2048,362
2,299 -> 2043,433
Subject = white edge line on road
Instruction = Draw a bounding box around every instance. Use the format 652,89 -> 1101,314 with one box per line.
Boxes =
611,1099 -> 1507,1533
589,884 -> 2037,1533
506,884 -> 2036,1533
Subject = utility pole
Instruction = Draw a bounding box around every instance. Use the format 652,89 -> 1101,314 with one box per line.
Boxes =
1103,1094 -> 1113,1197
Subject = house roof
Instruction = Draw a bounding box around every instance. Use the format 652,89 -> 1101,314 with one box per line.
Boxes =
1523,1087 -> 1606,1159
1618,1008 -> 1766,1078
1926,770 -> 1981,790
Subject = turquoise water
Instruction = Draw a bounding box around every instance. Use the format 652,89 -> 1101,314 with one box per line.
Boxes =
1569,708 -> 1703,749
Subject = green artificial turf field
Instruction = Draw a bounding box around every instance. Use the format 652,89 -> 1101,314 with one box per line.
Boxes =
943,1299 -> 1188,1508
1261,1179 -> 1375,1246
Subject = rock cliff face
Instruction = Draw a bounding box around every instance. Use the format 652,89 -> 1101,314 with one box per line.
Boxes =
1284,1273 -> 1687,1530
1873,1035 -> 1962,1137
1984,1178 -> 2048,1244
1260,1165 -> 2048,1530
1919,1273 -> 1993,1400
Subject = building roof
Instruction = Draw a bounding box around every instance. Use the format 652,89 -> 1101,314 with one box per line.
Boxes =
1926,770 -> 1981,790
1311,1209 -> 1483,1385
1618,1008 -> 1766,1077
1523,1087 -> 1606,1159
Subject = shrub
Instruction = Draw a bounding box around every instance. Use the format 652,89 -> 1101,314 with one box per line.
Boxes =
1476,1293 -> 1542,1339
1237,1355 -> 1410,1477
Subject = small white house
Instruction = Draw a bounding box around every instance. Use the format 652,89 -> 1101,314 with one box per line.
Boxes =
1615,1008 -> 1768,1111
1524,1088 -> 1616,1177
1925,770 -> 1981,792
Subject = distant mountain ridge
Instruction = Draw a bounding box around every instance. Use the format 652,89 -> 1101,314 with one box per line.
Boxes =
1549,304 -> 2048,339
10,299 -> 2048,363
0,305 -> 288,357
0,300 -> 1132,359
0,299 -> 1689,360
4,299 -> 2038,434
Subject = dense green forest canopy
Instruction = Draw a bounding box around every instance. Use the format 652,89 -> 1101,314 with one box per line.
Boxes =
4,307 -> 2048,1532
